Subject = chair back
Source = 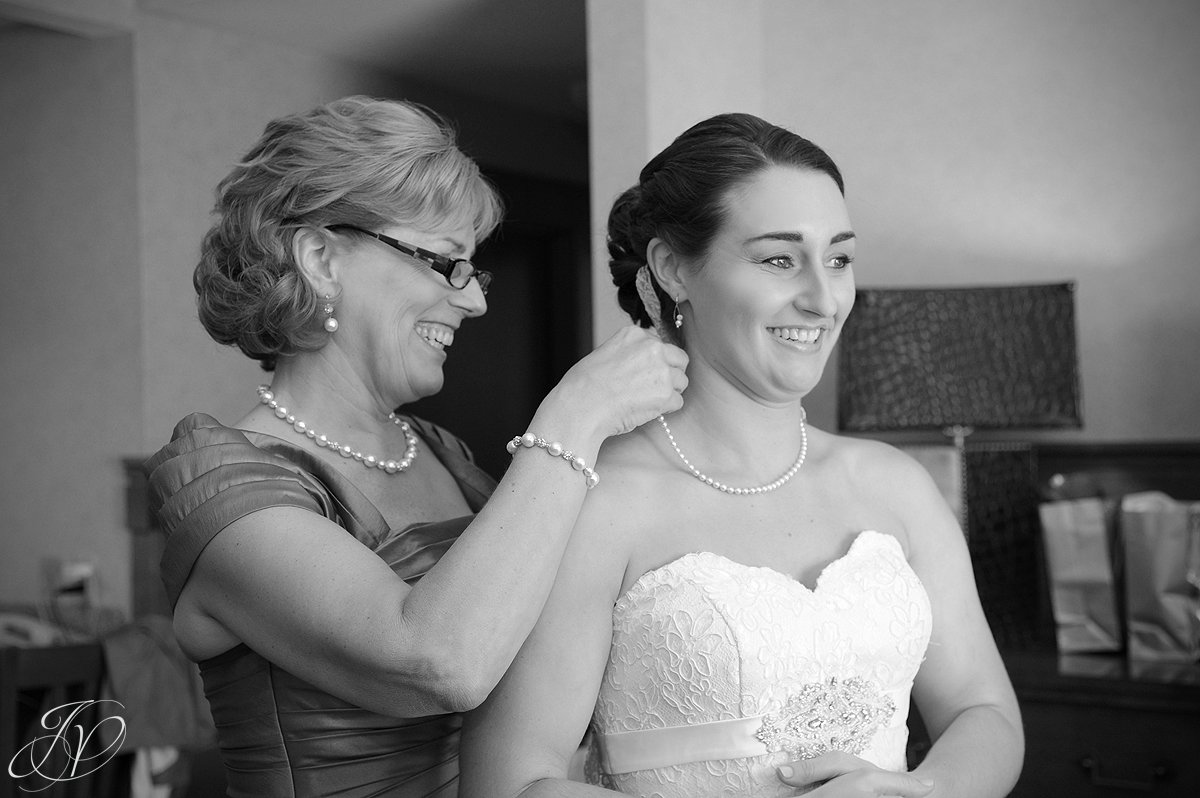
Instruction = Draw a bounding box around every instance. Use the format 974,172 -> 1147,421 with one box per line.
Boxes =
1,642 -> 123,798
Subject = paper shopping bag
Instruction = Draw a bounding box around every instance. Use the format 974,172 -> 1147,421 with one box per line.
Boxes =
1121,491 -> 1200,663
1038,498 -> 1122,653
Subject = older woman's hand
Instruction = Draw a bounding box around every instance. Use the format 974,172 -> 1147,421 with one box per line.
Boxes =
776,752 -> 934,797
552,325 -> 689,439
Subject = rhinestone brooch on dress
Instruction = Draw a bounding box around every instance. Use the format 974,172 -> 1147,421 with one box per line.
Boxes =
755,676 -> 896,760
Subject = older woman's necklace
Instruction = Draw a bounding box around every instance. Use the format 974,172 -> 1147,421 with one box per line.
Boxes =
657,408 -> 807,495
257,385 -> 419,475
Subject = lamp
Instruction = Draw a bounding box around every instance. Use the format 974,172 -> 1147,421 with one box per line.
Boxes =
838,282 -> 1081,441
837,282 -> 1082,646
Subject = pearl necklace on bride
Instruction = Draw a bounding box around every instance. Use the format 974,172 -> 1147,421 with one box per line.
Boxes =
657,408 -> 808,495
257,385 -> 419,474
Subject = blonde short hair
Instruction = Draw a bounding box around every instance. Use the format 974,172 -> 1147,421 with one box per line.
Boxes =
194,95 -> 503,369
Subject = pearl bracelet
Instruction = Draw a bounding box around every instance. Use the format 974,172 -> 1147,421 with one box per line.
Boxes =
506,432 -> 600,489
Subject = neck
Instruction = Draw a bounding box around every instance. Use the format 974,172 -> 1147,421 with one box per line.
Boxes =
252,353 -> 421,475
662,369 -> 808,480
263,351 -> 400,435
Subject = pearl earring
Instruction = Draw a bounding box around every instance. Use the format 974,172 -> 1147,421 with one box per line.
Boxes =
674,300 -> 683,330
322,294 -> 339,333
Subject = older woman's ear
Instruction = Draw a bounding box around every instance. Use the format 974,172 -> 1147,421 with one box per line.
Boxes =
292,226 -> 341,297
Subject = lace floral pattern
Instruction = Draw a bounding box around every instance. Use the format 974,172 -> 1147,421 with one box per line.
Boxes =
591,530 -> 932,797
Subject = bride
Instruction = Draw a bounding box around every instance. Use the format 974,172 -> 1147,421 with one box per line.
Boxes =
459,113 -> 1023,797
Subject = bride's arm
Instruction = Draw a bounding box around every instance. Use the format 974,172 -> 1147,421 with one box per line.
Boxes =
459,488 -> 629,798
778,446 -> 1022,798
891,448 -> 1024,797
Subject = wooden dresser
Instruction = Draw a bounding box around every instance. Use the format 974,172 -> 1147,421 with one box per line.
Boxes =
1004,649 -> 1200,796
1004,442 -> 1200,796
901,441 -> 1200,795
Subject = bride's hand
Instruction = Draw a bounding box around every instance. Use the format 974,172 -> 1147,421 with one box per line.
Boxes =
775,752 -> 934,796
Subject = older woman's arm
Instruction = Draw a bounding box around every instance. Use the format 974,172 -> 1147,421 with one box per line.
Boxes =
177,327 -> 684,718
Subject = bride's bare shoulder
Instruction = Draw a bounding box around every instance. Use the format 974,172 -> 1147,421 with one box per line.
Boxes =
593,422 -> 672,490
818,429 -> 961,544
573,424 -> 670,540
815,428 -> 930,481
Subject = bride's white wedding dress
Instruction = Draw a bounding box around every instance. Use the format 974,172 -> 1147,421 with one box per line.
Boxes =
590,530 -> 933,797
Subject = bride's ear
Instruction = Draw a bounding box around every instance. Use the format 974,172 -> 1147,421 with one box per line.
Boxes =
646,237 -> 688,303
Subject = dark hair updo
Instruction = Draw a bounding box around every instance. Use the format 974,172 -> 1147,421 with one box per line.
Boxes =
194,95 -> 503,370
607,112 -> 844,338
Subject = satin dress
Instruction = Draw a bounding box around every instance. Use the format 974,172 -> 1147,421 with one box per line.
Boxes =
590,530 -> 933,797
145,413 -> 496,798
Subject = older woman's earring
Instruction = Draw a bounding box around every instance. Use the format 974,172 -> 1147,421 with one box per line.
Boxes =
674,300 -> 683,330
322,295 -> 339,333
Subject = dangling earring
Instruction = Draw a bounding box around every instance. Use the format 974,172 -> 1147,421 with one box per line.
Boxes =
322,294 -> 339,333
674,299 -> 683,330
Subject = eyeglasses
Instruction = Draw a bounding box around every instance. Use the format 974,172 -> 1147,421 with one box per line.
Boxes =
329,224 -> 492,295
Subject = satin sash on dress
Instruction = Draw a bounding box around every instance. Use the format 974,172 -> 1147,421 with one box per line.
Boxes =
597,716 -> 770,774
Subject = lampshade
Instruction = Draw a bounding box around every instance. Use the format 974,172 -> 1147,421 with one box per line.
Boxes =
837,282 -> 1082,433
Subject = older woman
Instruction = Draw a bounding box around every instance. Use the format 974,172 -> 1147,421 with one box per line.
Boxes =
144,96 -> 686,797
460,113 -> 1023,797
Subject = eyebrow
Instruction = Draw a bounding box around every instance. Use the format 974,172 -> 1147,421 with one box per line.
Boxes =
746,231 -> 857,245
427,239 -> 471,260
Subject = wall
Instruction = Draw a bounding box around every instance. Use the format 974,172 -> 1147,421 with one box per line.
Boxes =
764,0 -> 1200,442
0,25 -> 140,610
588,0 -> 1200,443
0,0 -> 133,34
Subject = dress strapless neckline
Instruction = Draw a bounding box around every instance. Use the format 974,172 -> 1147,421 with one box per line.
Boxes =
593,529 -> 932,796
619,529 -> 898,605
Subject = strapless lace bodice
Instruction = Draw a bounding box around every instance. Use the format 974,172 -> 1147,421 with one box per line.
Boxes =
591,530 -> 932,797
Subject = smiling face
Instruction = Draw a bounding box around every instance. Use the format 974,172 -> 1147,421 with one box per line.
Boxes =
331,221 -> 487,406
676,166 -> 856,404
